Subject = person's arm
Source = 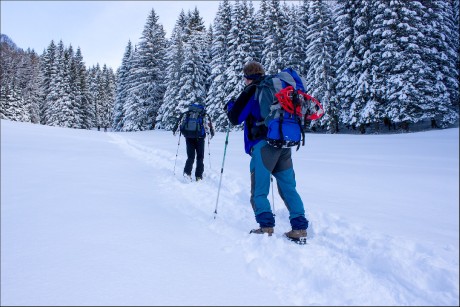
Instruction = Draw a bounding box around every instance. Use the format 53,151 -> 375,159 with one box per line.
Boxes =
207,115 -> 215,138
227,84 -> 257,125
172,113 -> 184,135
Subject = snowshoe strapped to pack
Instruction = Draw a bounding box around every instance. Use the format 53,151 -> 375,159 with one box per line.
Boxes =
256,68 -> 324,150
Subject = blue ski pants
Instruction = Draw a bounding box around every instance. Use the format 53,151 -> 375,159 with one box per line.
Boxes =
249,140 -> 308,230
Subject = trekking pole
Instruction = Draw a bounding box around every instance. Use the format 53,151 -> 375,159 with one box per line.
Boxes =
214,122 -> 230,219
173,132 -> 181,175
207,116 -> 214,170
207,136 -> 212,170
271,175 -> 276,216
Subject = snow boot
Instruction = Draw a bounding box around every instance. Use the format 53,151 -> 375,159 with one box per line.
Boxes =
249,227 -> 274,236
183,173 -> 192,182
284,229 -> 307,244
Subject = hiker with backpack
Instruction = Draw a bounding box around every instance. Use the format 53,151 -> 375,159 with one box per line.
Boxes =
173,103 -> 215,182
225,61 -> 323,244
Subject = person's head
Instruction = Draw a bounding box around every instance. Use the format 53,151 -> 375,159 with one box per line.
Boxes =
243,61 -> 265,85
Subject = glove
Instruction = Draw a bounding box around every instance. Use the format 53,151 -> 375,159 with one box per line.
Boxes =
173,130 -> 176,136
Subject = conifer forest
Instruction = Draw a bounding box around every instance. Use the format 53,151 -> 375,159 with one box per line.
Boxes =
1,0 -> 459,134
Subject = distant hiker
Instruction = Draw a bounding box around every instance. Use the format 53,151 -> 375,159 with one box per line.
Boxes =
225,61 -> 310,244
173,103 -> 214,182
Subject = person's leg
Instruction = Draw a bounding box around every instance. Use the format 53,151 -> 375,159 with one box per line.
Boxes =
195,138 -> 205,179
250,141 -> 279,228
272,148 -> 308,230
183,138 -> 195,176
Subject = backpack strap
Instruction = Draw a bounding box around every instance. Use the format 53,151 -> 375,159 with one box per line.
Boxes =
256,77 -> 277,119
297,116 -> 305,151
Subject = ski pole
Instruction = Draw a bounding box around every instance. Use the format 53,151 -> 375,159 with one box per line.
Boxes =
271,175 -> 276,216
207,116 -> 214,170
214,122 -> 230,219
173,132 -> 181,175
207,136 -> 212,170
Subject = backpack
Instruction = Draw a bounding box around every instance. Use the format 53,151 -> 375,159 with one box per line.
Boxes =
180,103 -> 206,138
256,68 -> 324,150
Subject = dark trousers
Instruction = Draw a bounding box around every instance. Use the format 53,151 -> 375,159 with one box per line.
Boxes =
184,137 -> 205,178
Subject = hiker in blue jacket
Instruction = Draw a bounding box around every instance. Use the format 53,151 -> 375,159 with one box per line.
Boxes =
226,61 -> 308,243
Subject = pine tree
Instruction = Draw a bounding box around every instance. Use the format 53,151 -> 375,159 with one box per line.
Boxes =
0,37 -> 40,122
454,0 -> 460,77
352,1 -> 375,132
65,45 -> 80,128
39,40 -> 57,124
0,90 -> 24,121
283,3 -> 307,74
174,8 -> 208,120
112,41 -> 133,131
453,0 -> 460,117
224,0 -> 256,102
156,10 -> 188,130
246,0 -> 259,63
261,0 -> 287,74
86,65 -> 101,128
248,0 -> 263,63
73,47 -> 91,129
176,33 -> 207,114
123,9 -> 167,131
205,0 -> 233,131
97,65 -> 114,129
334,0 -> 361,130
369,0 -> 446,130
60,44 -> 77,127
45,40 -> 74,127
299,0 -> 312,75
188,7 -> 207,34
20,48 -> 41,123
305,0 -> 339,133
0,38 -> 26,121
204,24 -> 214,94
432,0 -> 459,125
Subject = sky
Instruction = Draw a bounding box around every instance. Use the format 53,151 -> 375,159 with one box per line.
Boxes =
0,1 -> 224,70
1,119 -> 459,306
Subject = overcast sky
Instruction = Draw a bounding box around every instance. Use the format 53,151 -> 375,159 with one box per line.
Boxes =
1,1 -> 224,70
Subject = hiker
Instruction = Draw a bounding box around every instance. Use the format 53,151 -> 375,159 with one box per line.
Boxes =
173,103 -> 214,182
225,61 -> 309,243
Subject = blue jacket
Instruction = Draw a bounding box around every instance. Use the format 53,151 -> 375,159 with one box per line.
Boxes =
227,77 -> 265,155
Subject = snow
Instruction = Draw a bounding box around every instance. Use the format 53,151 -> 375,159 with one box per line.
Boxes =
1,119 -> 459,306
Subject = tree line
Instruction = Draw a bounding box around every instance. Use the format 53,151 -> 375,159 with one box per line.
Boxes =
1,35 -> 116,129
1,0 -> 459,134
